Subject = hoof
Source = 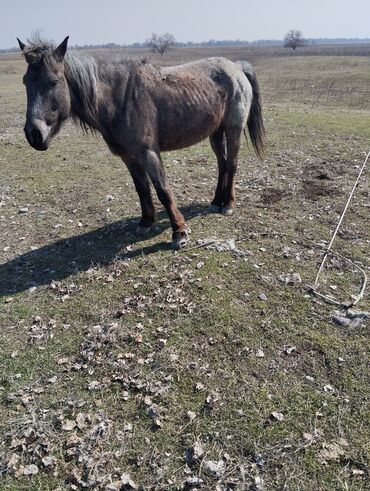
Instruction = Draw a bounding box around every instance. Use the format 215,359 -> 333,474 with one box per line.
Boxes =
171,230 -> 189,250
136,225 -> 152,236
221,206 -> 234,216
209,203 -> 221,213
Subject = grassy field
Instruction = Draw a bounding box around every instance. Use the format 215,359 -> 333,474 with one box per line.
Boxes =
0,45 -> 369,490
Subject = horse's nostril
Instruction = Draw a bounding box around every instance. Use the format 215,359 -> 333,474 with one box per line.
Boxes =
32,128 -> 43,146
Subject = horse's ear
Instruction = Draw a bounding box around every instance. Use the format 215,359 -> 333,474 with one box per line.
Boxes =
53,36 -> 69,61
17,38 -> 26,52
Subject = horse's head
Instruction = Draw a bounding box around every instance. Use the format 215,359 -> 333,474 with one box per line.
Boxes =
18,37 -> 71,151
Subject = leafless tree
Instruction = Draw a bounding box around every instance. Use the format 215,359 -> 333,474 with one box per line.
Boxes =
149,33 -> 176,56
284,30 -> 306,50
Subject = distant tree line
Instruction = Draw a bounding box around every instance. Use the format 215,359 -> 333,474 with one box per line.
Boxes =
2,36 -> 370,54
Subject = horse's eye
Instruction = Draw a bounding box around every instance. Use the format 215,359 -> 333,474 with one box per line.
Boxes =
49,80 -> 59,87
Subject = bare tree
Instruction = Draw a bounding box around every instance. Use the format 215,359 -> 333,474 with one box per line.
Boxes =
149,33 -> 176,56
284,30 -> 306,50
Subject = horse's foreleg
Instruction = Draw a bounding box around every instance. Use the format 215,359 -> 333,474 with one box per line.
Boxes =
209,127 -> 227,212
140,149 -> 188,249
124,159 -> 156,234
222,127 -> 241,215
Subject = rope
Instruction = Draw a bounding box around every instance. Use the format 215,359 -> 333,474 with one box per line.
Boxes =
313,148 -> 370,293
312,150 -> 370,306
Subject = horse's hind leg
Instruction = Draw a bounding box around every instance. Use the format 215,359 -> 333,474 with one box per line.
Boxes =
140,149 -> 188,249
222,126 -> 242,215
209,126 -> 227,213
124,158 -> 156,234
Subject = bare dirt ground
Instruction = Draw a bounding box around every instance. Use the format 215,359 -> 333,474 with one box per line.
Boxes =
0,45 -> 369,490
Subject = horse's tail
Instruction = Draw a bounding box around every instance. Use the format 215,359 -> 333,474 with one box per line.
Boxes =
236,61 -> 266,160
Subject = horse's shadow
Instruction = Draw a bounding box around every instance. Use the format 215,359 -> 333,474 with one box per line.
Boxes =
0,203 -> 213,297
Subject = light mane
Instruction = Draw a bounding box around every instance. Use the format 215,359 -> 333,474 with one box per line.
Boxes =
64,53 -> 100,130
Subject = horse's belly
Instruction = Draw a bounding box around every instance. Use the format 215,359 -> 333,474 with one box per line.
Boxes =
159,110 -> 222,151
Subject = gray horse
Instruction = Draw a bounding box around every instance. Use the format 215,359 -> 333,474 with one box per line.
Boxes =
17,36 -> 266,248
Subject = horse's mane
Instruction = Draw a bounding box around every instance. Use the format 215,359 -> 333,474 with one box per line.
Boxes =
65,54 -> 100,130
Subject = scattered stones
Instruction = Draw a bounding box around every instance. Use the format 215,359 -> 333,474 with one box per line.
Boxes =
57,357 -> 71,365
185,440 -> 205,464
184,476 -> 204,488
351,469 -> 366,477
62,418 -> 76,431
332,314 -> 352,327
6,453 -> 20,471
196,238 -> 236,252
120,472 -> 138,489
279,272 -> 302,285
254,453 -> 265,470
158,338 -> 167,348
186,411 -> 197,421
270,411 -> 284,422
88,380 -> 104,391
303,432 -> 314,442
106,482 -> 122,491
203,459 -> 225,478
41,456 -> 56,467
22,463 -> 39,475
195,382 -> 205,391
18,207 -> 29,213
285,346 -> 297,355
323,384 -> 335,393
332,310 -> 366,328
258,293 -> 268,301
255,348 -> 265,358
205,391 -> 220,408
147,405 -> 163,429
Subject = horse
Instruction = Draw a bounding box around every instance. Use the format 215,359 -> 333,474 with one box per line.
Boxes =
17,36 -> 266,249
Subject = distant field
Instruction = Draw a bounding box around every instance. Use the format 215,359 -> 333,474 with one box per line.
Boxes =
0,45 -> 369,490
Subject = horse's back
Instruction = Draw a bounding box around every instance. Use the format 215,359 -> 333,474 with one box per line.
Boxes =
162,57 -> 248,91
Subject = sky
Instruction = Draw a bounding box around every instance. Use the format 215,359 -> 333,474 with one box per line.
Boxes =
2,0 -> 370,49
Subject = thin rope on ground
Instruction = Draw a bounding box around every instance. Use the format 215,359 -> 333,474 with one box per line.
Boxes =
313,148 -> 370,292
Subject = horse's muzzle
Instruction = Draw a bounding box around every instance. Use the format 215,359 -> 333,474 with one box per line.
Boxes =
24,122 -> 50,151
